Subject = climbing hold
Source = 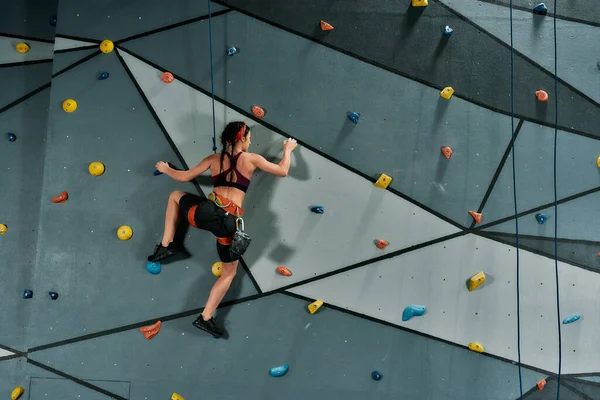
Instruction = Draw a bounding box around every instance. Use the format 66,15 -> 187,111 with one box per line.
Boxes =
347,112 -> 360,124
23,290 -> 33,299
468,211 -> 482,224
441,147 -> 453,159
98,71 -> 109,80
11,386 -> 24,400
171,392 -> 184,400
212,261 -> 222,277
535,90 -> 548,102
374,173 -> 392,189
468,271 -> 486,292
49,15 -> 57,26
310,206 -> 324,214
537,379 -> 546,390
535,213 -> 547,224
440,87 -> 454,99
402,305 -> 427,321
0,224 -> 7,235
371,371 -> 383,381
88,162 -> 105,176
7,132 -> 16,142
563,313 -> 581,324
153,169 -> 163,176
596,155 -> 600,168
412,0 -> 428,6
320,20 -> 334,31
251,105 -> 265,119
308,300 -> 323,314
597,62 -> 600,71
62,99 -> 78,113
161,72 -> 174,83
49,292 -> 58,300
269,364 -> 289,377
227,46 -> 238,56
276,266 -> 292,276
52,191 -> 68,203
146,261 -> 161,275
117,226 -> 133,241
533,3 -> 548,15
99,39 -> 114,53
15,42 -> 30,54
468,342 -> 484,353
443,26 -> 453,36
140,320 -> 162,340
375,239 -> 389,250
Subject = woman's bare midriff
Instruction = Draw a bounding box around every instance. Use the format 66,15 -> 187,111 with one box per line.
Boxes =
210,152 -> 255,208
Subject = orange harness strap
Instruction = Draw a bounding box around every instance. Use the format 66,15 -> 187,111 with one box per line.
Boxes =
187,205 -> 198,228
208,192 -> 244,246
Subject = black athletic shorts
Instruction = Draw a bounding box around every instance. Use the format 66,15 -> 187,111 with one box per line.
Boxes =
178,193 -> 239,262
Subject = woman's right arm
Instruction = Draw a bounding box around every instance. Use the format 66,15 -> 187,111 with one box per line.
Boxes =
252,138 -> 297,177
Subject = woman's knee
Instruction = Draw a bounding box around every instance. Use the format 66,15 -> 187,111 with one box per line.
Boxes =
169,190 -> 186,203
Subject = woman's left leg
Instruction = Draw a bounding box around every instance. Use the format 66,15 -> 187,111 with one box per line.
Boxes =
148,190 -> 188,262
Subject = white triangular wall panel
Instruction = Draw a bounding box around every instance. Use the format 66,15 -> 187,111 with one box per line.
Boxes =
54,37 -> 97,51
0,348 -> 15,358
289,233 -> 600,374
0,36 -> 53,64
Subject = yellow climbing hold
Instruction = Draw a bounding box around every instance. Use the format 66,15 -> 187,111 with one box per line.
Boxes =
374,174 -> 392,189
308,300 -> 323,314
117,225 -> 133,241
412,0 -> 428,6
15,42 -> 30,53
88,162 -> 105,176
440,87 -> 454,99
212,261 -> 222,277
62,99 -> 77,113
468,342 -> 484,353
12,386 -> 24,400
100,39 -> 114,53
171,393 -> 184,400
468,271 -> 486,292
0,223 -> 7,235
596,155 -> 600,168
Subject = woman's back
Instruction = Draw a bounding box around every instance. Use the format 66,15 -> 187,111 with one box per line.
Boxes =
210,151 -> 255,207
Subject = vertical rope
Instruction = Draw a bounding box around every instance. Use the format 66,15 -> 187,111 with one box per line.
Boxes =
207,0 -> 217,153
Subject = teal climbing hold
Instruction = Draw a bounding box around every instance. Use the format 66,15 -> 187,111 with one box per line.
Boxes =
443,26 -> 453,36
535,213 -> 547,224
533,3 -> 548,15
348,112 -> 360,124
562,313 -> 580,324
146,261 -> 161,275
402,305 -> 426,321
23,290 -> 33,299
269,364 -> 289,377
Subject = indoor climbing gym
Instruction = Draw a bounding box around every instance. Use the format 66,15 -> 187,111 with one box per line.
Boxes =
1,0 -> 599,399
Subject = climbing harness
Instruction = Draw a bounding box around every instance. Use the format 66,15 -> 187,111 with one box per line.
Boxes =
208,192 -> 252,258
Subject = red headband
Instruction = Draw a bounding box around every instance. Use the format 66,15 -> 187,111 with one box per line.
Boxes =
228,122 -> 246,145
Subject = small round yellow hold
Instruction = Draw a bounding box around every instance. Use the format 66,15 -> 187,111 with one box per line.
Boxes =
596,155 -> 600,168
468,342 -> 484,353
15,42 -> 30,54
0,224 -> 7,235
212,261 -> 222,277
62,99 -> 78,113
100,40 -> 114,53
88,162 -> 105,176
117,225 -> 133,241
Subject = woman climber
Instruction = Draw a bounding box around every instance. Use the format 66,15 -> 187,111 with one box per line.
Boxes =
148,121 -> 297,338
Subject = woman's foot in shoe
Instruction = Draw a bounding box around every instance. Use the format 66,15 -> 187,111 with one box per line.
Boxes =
192,315 -> 225,338
147,242 -> 185,262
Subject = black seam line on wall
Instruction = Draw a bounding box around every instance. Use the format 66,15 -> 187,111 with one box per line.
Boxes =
0,82 -> 50,116
239,258 -> 263,294
27,292 -> 266,354
281,291 -> 556,378
475,231 -> 600,274
561,381 -> 596,400
51,50 -> 101,79
26,360 -> 128,400
0,32 -> 55,43
115,9 -> 232,45
54,44 -> 99,54
210,2 -> 599,140
564,372 -> 600,379
434,0 -> 600,109
485,231 -> 600,246
470,119 -> 525,230
478,0 -> 600,28
267,230 -> 468,295
0,354 -> 23,361
473,185 -> 600,232
55,33 -> 101,44
0,59 -> 52,68
0,343 -> 26,356
116,47 -> 467,232
563,377 -> 600,389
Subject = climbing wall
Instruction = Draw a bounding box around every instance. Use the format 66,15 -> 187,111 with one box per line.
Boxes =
1,0 -> 600,399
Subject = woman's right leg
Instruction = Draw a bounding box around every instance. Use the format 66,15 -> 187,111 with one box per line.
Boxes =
148,190 -> 190,262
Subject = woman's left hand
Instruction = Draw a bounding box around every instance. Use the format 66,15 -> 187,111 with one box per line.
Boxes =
155,161 -> 170,173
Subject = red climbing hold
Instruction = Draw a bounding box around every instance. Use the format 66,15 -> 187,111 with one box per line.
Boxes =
469,211 -> 482,224
140,320 -> 161,340
320,20 -> 334,31
276,266 -> 292,276
537,379 -> 546,390
161,72 -> 174,84
375,239 -> 389,250
535,90 -> 548,102
251,106 -> 265,119
52,191 -> 68,203
441,147 -> 453,159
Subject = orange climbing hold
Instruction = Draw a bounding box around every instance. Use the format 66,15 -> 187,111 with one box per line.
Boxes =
537,379 -> 546,390
251,105 -> 265,119
469,211 -> 482,224
536,90 -> 548,102
276,266 -> 292,276
140,320 -> 161,340
441,147 -> 453,159
161,72 -> 174,83
52,191 -> 68,203
320,20 -> 334,31
375,239 -> 389,250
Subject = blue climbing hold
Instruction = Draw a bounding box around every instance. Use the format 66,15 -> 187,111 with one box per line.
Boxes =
563,313 -> 580,324
7,133 -> 16,142
402,305 -> 427,321
23,290 -> 33,299
49,15 -> 57,26
533,3 -> 548,15
371,371 -> 383,381
227,46 -> 238,56
443,26 -> 453,36
153,169 -> 163,176
310,206 -> 324,214
49,292 -> 59,300
146,261 -> 161,275
348,112 -> 360,124
98,72 -> 109,80
269,364 -> 289,377
535,213 -> 547,224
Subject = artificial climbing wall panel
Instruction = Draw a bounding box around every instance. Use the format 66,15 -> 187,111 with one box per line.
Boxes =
0,2 -> 58,42
477,0 -> 600,26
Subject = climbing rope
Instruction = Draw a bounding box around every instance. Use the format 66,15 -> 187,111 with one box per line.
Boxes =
207,0 -> 217,153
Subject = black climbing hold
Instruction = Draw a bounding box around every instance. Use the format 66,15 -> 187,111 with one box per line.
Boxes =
348,112 -> 360,124
310,206 -> 324,214
23,290 -> 33,299
49,15 -> 57,26
49,292 -> 59,300
7,133 -> 16,142
533,3 -> 548,15
227,47 -> 238,56
98,72 -> 109,80
371,371 -> 383,381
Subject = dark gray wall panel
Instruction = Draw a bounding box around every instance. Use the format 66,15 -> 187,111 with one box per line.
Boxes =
480,0 -> 600,25
0,1 -> 58,41
52,49 -> 99,74
0,63 -> 52,110
30,377 -> 130,400
217,0 -> 599,136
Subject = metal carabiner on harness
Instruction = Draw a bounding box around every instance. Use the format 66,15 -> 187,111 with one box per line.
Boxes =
235,217 -> 244,231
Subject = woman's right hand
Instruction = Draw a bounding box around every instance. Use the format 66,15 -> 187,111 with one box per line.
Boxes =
283,138 -> 297,152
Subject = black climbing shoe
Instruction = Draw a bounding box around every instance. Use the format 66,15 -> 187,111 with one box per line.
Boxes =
147,242 -> 184,262
192,315 -> 224,338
